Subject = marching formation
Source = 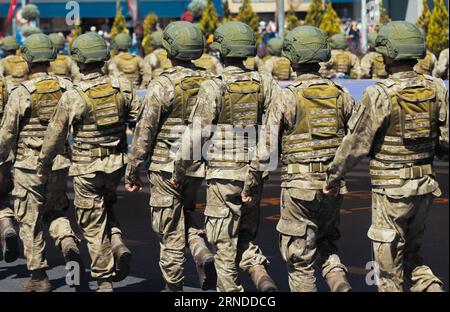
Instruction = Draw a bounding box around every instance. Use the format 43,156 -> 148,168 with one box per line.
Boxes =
0,20 -> 448,293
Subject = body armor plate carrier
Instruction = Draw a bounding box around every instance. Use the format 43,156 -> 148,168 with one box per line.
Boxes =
273,58 -> 291,81
3,55 -> 29,84
49,55 -> 71,77
334,52 -> 351,74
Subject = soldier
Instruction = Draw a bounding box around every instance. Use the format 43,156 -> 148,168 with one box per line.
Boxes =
108,33 -> 145,89
360,32 -> 388,79
0,34 -> 81,292
414,50 -> 437,76
192,38 -> 223,76
433,31 -> 449,79
37,33 -> 140,292
0,36 -> 29,88
48,33 -> 81,82
323,21 -> 448,292
320,33 -> 360,79
125,21 -> 216,292
172,21 -> 278,292
260,37 -> 295,81
142,31 -> 173,86
0,75 -> 20,264
242,26 -> 354,292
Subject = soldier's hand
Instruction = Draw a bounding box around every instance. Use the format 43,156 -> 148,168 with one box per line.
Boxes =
322,184 -> 339,197
125,182 -> 142,193
241,193 -> 255,205
167,178 -> 182,189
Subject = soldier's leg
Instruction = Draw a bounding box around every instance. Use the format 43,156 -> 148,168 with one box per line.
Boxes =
204,179 -> 242,292
12,169 -> 51,292
237,182 -> 276,292
0,161 -> 19,262
316,195 -> 351,292
404,194 -> 443,292
278,188 -> 319,292
73,173 -> 115,287
184,177 -> 216,290
369,192 -> 411,292
149,172 -> 186,291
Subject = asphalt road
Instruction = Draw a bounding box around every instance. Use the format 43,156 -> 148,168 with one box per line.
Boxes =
0,158 -> 448,292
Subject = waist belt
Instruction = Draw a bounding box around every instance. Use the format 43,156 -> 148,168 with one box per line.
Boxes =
370,164 -> 433,180
283,162 -> 330,174
90,147 -> 118,158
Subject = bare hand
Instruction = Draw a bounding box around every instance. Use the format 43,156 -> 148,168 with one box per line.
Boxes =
125,182 -> 142,193
167,178 -> 182,189
241,193 -> 255,205
322,184 -> 339,197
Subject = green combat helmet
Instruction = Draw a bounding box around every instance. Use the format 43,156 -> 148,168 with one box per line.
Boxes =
1,36 -> 20,52
213,21 -> 256,58
329,33 -> 349,50
162,21 -> 204,61
71,32 -> 109,64
112,33 -> 132,51
283,26 -> 331,64
368,32 -> 378,50
151,31 -> 164,48
267,38 -> 283,56
375,21 -> 425,60
21,33 -> 56,63
21,26 -> 42,37
48,33 -> 66,51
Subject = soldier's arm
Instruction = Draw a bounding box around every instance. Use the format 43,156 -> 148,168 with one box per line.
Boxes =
432,50 -> 448,78
172,79 -> 222,181
120,79 -> 141,127
69,58 -> 81,83
341,88 -> 357,126
326,86 -> 389,188
37,91 -> 80,173
141,56 -> 153,89
108,58 -> 120,77
260,71 -> 280,113
0,62 -> 4,77
138,57 -> 146,88
0,88 -> 23,163
125,77 -> 173,184
359,54 -> 371,79
350,53 -> 361,79
436,80 -> 449,161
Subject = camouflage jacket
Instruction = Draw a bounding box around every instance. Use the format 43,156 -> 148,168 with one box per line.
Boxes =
326,71 -> 449,198
125,65 -> 212,183
414,50 -> 437,76
48,54 -> 81,83
359,51 -> 388,79
108,51 -> 145,89
142,48 -> 173,87
320,49 -> 361,78
433,48 -> 449,80
37,71 -> 141,176
260,55 -> 296,81
173,65 -> 280,182
243,73 -> 356,200
0,72 -> 73,171
192,53 -> 224,76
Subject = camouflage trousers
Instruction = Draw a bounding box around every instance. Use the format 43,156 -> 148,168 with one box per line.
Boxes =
12,168 -> 77,271
368,192 -> 443,292
205,179 -> 268,292
0,162 -> 14,220
149,171 -> 206,287
73,168 -> 124,280
277,188 -> 347,292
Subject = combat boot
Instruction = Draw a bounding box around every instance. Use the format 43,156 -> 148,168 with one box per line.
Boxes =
0,217 -> 20,263
60,236 -> 87,287
111,233 -> 132,282
426,282 -> 444,292
97,278 -> 113,292
162,283 -> 183,292
248,265 -> 277,292
189,237 -> 217,290
22,269 -> 52,292
325,269 -> 352,292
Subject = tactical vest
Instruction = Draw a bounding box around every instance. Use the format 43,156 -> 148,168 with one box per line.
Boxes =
49,54 -> 71,77
72,78 -> 127,164
243,57 -> 256,71
281,79 -> 345,179
16,77 -> 64,161
192,54 -> 216,73
372,53 -> 388,79
334,52 -> 351,74
153,50 -> 173,78
370,76 -> 439,188
273,57 -> 291,81
152,70 -> 209,165
117,53 -> 140,85
0,78 -> 5,119
415,51 -> 434,75
2,55 -> 29,84
207,72 -> 264,169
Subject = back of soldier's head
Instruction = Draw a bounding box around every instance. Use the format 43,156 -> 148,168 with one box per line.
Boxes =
267,38 -> 283,57
213,21 -> 256,60
162,21 -> 204,61
21,33 -> 57,65
329,33 -> 349,50
71,32 -> 109,70
112,33 -> 132,51
1,36 -> 20,53
49,33 -> 66,52
151,31 -> 164,49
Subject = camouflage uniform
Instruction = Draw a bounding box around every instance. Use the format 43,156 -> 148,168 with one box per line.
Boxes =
432,48 -> 449,80
0,53 -> 29,89
360,51 -> 388,79
142,48 -> 173,86
261,56 -> 296,81
108,52 -> 145,89
320,49 -> 361,78
414,50 -> 437,76
48,54 -> 81,82
192,53 -> 223,75
0,72 -> 78,271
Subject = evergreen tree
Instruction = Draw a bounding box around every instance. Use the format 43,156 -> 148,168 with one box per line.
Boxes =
304,0 -> 323,27
320,2 -> 341,36
238,0 -> 259,33
416,0 -> 432,33
199,0 -> 220,35
142,13 -> 159,54
286,4 -> 300,31
426,0 -> 449,55
110,7 -> 128,39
